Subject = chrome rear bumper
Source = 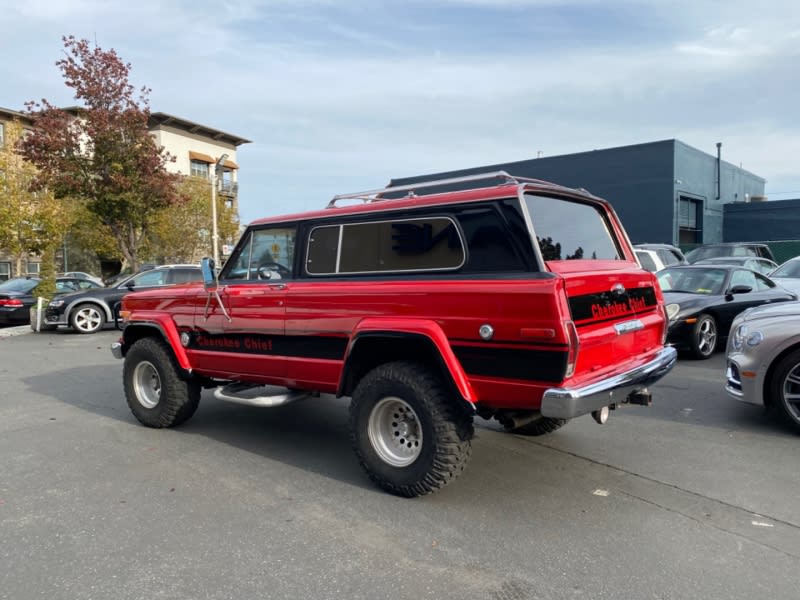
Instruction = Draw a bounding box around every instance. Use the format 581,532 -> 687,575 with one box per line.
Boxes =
540,347 -> 677,419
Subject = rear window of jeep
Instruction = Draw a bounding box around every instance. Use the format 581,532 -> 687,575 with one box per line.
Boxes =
524,194 -> 621,261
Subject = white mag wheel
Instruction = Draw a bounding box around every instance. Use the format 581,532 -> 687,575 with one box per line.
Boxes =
132,359 -> 162,409
367,396 -> 423,467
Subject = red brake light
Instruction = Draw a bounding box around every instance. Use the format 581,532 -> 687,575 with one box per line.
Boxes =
0,299 -> 23,307
564,320 -> 580,378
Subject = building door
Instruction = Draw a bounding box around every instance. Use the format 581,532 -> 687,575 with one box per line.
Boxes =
678,196 -> 703,245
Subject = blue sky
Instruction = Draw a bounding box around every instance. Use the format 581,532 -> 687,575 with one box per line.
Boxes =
2,0 -> 799,224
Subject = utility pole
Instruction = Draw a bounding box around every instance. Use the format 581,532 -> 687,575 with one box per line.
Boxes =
211,153 -> 229,267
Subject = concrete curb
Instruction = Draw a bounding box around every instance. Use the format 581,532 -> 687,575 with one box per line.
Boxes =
0,325 -> 33,338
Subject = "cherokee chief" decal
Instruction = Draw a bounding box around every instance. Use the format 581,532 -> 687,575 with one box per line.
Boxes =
569,286 -> 657,325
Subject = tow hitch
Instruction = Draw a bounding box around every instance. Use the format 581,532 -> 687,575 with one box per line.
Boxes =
627,388 -> 652,407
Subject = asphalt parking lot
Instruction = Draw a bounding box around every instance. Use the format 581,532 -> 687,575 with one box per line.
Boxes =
1,328 -> 798,599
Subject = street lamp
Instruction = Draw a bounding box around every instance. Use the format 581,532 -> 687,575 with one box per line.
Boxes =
211,153 -> 229,268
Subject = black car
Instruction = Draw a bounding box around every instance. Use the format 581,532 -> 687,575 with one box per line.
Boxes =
45,264 -> 202,334
685,242 -> 775,264
0,277 -> 102,326
658,265 -> 796,359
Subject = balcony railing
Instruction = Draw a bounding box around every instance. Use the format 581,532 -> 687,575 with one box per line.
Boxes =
218,181 -> 238,197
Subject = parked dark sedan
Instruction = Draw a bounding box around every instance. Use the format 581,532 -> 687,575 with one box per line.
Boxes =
45,264 -> 201,334
0,277 -> 102,325
658,265 -> 797,359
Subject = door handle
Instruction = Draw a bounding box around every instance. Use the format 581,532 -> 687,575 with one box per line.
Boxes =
269,284 -> 287,290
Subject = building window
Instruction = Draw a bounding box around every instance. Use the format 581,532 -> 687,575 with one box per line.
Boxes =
0,262 -> 10,281
190,160 -> 209,178
678,197 -> 703,245
0,122 -> 5,147
27,262 -> 40,275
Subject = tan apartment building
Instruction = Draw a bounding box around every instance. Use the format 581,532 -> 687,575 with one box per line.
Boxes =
0,106 -> 250,280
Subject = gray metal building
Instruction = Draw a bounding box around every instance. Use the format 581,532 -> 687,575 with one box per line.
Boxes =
391,139 -> 765,246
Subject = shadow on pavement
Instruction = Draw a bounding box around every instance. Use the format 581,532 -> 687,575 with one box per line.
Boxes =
21,366 -> 373,491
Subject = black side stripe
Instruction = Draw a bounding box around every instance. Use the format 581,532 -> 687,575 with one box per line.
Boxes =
453,345 -> 567,383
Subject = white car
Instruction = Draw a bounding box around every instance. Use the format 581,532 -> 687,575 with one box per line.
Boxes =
634,244 -> 686,272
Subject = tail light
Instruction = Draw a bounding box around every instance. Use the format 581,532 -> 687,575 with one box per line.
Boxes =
0,299 -> 23,307
564,320 -> 580,378
661,304 -> 669,345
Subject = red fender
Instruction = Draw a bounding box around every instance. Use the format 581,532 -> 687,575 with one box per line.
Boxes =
346,317 -> 477,403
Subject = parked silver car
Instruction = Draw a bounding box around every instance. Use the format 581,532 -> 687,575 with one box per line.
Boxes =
725,302 -> 800,431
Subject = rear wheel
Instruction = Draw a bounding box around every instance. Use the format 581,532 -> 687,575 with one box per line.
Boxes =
350,361 -> 473,497
123,337 -> 200,428
70,303 -> 105,334
769,349 -> 800,433
690,314 -> 717,359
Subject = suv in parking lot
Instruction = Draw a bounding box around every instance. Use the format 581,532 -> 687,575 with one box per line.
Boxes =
111,172 -> 676,497
46,264 -> 201,333
634,243 -> 687,272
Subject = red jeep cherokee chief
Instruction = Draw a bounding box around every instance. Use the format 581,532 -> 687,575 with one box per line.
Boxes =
112,171 -> 676,497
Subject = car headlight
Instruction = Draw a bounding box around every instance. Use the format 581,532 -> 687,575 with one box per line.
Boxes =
49,299 -> 65,308
665,303 -> 680,321
731,324 -> 764,351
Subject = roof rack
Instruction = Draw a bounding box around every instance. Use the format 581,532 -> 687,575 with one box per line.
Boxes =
327,170 -> 528,209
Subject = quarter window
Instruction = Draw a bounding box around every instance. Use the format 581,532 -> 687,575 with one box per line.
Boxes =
306,217 -> 464,275
523,194 -> 620,261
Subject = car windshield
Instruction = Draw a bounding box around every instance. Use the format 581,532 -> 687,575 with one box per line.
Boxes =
771,260 -> 800,278
0,278 -> 38,293
658,268 -> 727,295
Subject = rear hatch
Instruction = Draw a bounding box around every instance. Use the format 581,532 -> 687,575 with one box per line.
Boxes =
549,260 -> 664,383
521,191 -> 664,383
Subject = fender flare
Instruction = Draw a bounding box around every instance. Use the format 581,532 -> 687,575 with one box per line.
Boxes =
123,312 -> 191,372
339,317 -> 476,403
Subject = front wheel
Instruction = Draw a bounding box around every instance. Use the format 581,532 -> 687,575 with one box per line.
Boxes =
70,303 -> 106,334
350,361 -> 473,497
123,337 -> 200,428
690,313 -> 717,359
769,349 -> 800,433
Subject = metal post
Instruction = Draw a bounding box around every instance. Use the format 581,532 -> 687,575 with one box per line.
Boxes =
212,154 -> 229,267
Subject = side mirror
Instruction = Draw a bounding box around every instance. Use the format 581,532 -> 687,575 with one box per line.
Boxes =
201,257 -> 217,292
125,280 -> 135,290
728,284 -> 753,295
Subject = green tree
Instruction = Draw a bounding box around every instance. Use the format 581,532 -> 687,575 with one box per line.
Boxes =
148,176 -> 240,263
0,120 -> 68,297
19,35 -> 183,272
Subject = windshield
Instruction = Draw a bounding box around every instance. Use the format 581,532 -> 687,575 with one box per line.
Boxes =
0,278 -> 38,294
524,194 -> 621,261
658,268 -> 727,295
771,260 -> 800,278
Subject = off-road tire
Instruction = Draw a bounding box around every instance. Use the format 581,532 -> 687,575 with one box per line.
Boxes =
690,313 -> 717,359
123,337 -> 200,428
350,361 -> 474,497
769,349 -> 800,433
70,303 -> 106,334
504,415 -> 569,436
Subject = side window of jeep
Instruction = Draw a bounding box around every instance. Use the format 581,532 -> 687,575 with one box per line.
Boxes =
306,216 -> 465,275
224,226 -> 297,280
